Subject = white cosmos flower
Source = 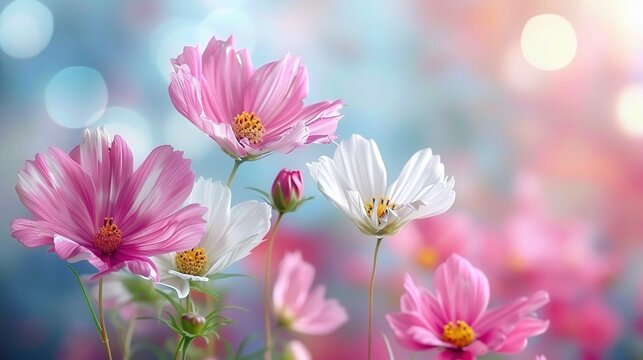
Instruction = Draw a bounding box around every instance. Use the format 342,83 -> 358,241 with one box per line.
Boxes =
307,134 -> 455,236
153,178 -> 272,298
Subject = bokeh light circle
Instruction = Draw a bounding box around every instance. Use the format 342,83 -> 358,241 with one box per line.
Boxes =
0,0 -> 53,58
151,8 -> 255,80
45,66 -> 108,128
616,85 -> 643,137
163,113 -> 215,159
91,107 -> 153,164
521,14 -> 577,71
151,19 -> 203,81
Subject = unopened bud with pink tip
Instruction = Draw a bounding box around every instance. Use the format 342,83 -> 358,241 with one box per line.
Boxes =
271,169 -> 307,213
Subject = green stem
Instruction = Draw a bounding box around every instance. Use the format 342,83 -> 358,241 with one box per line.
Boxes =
185,293 -> 191,313
367,237 -> 383,360
67,265 -> 101,335
173,337 -> 183,360
122,315 -> 136,360
226,160 -> 243,187
98,278 -> 114,360
263,212 -> 285,360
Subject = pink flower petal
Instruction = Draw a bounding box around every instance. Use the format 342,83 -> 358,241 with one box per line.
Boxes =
201,35 -> 253,124
52,235 -> 107,272
172,45 -> 202,78
495,318 -> 550,353
474,291 -> 549,336
292,285 -> 348,335
119,203 -> 206,256
11,218 -> 64,248
123,257 -> 160,281
70,129 -> 134,225
273,252 -> 315,313
400,273 -> 446,333
434,254 -> 490,325
14,148 -> 96,246
114,145 -> 196,235
169,65 -> 206,123
244,54 -> 307,128
258,120 -> 308,154
299,99 -> 344,144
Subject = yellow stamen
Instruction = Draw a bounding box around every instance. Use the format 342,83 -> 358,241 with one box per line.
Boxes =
364,197 -> 395,220
175,247 -> 208,276
442,320 -> 476,348
94,217 -> 122,255
233,111 -> 264,145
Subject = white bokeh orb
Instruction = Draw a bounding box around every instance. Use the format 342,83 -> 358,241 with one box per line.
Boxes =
521,14 -> 577,71
0,0 -> 53,58
45,66 -> 108,128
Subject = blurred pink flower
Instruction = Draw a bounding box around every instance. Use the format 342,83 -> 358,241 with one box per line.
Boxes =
387,254 -> 549,359
547,295 -> 620,358
11,128 -> 206,280
169,35 -> 343,160
273,252 -> 348,335
390,214 -> 473,270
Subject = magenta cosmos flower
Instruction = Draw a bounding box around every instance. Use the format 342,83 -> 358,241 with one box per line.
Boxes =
11,128 -> 207,280
168,35 -> 343,160
273,252 -> 348,335
387,254 -> 549,360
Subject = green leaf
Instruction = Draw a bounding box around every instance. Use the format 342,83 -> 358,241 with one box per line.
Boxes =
67,265 -> 101,335
189,281 -> 221,300
246,187 -> 272,203
207,272 -> 249,281
155,289 -> 185,314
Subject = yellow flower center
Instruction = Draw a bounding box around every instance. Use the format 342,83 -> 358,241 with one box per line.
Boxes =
442,320 -> 476,348
364,197 -> 396,219
233,111 -> 264,145
417,247 -> 438,268
175,247 -> 208,276
94,217 -> 122,255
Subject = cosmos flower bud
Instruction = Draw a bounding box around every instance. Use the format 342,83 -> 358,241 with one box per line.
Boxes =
181,313 -> 206,334
271,169 -> 304,213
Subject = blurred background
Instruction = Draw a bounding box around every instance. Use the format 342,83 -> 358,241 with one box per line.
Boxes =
1,0 -> 642,359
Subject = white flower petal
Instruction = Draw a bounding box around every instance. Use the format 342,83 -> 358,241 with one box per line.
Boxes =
156,273 -> 192,298
187,178 -> 231,250
168,269 -> 209,282
387,148 -> 444,204
399,178 -> 456,222
308,135 -> 455,237
307,156 -> 351,214
205,200 -> 272,275
333,134 -> 387,200
152,253 -> 176,273
345,190 -> 378,234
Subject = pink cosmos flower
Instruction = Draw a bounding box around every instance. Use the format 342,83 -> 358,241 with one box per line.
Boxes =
168,35 -> 343,160
386,254 -> 549,360
11,128 -> 207,280
273,251 -> 348,335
